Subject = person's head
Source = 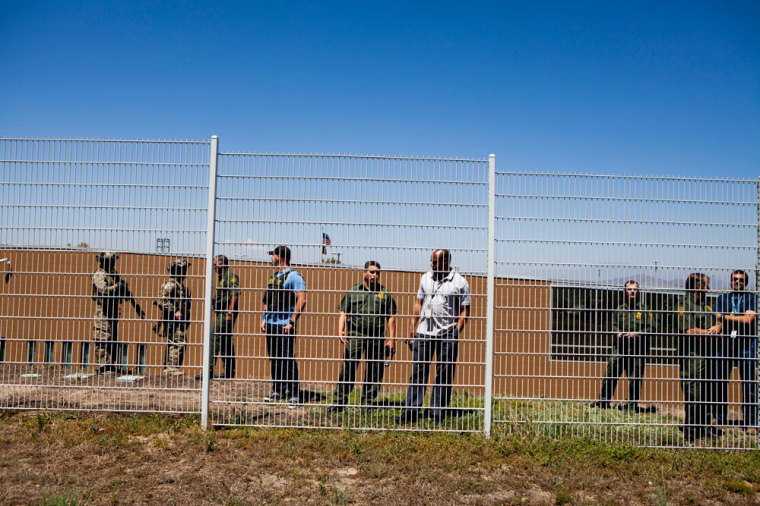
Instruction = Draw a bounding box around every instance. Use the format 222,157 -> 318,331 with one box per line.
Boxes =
430,249 -> 451,274
213,254 -> 229,274
685,272 -> 709,297
730,269 -> 749,293
168,259 -> 190,279
623,280 -> 639,303
363,260 -> 381,289
268,245 -> 291,267
96,250 -> 118,270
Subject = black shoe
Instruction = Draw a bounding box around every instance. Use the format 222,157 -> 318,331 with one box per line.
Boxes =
194,374 -> 203,380
681,427 -> 706,442
423,409 -> 448,422
590,400 -> 611,409
213,374 -> 226,379
326,405 -> 345,414
705,426 -> 723,438
396,411 -> 419,424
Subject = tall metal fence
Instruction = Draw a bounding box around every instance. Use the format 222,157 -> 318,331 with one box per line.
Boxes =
0,136 -> 757,449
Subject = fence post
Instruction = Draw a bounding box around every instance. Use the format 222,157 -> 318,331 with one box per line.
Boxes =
201,135 -> 219,429
484,154 -> 496,437
756,177 -> 759,423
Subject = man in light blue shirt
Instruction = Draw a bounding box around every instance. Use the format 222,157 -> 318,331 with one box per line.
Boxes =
260,245 -> 307,406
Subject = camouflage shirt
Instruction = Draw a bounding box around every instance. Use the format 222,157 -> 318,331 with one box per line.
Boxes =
92,268 -> 122,319
157,277 -> 191,317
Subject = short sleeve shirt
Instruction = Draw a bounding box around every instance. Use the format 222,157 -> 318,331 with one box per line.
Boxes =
416,269 -> 471,336
715,291 -> 758,337
338,281 -> 397,337
213,269 -> 241,312
264,268 -> 306,325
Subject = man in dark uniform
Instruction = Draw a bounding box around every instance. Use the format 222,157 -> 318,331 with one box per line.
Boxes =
714,269 -> 757,429
327,261 -> 397,414
591,280 -> 656,413
677,273 -> 722,442
198,255 -> 240,380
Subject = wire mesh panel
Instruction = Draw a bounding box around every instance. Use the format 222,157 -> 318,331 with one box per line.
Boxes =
494,173 -> 760,449
0,138 -> 209,413
209,152 -> 489,431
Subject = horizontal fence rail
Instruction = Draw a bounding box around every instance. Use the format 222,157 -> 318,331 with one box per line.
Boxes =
0,136 -> 758,449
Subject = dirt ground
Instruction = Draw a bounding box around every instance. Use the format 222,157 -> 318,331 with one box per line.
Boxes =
1,411 -> 759,505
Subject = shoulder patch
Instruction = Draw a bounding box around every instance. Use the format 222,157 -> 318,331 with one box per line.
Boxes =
678,306 -> 684,315
706,305 -> 712,311
377,292 -> 384,299
635,312 -> 641,319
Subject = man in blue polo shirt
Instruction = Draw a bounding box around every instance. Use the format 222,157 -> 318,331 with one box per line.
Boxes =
260,245 -> 307,407
714,269 -> 757,430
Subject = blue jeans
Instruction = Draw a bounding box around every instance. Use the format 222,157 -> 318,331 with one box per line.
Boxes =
402,329 -> 459,417
714,337 -> 757,427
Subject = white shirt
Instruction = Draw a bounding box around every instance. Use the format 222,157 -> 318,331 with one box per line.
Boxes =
415,269 -> 471,336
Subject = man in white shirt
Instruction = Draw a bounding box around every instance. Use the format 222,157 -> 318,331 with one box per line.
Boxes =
397,249 -> 471,424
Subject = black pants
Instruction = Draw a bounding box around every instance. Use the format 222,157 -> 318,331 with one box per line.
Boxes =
265,323 -> 300,398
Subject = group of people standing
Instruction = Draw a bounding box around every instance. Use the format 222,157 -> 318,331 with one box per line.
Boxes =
591,271 -> 757,441
92,249 -> 756,433
90,246 -> 472,424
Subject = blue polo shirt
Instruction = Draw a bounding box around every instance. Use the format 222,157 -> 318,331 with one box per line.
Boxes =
263,268 -> 306,325
715,291 -> 757,339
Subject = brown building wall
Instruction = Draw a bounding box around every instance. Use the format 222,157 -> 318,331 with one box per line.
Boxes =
1,249 -> 741,404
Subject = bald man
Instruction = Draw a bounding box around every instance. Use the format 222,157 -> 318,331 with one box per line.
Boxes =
397,249 -> 471,424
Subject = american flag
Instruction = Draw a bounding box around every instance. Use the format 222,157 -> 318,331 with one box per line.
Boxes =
322,232 -> 331,255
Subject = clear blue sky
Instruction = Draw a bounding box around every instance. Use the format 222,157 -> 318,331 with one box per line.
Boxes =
1,1 -> 758,178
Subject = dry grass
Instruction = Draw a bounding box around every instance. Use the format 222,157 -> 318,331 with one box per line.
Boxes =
1,411 -> 759,505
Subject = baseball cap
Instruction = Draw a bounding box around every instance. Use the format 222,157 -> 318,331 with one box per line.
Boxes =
267,245 -> 291,263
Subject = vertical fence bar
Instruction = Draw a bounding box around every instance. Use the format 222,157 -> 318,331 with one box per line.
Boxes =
201,135 -> 219,429
484,154 -> 496,437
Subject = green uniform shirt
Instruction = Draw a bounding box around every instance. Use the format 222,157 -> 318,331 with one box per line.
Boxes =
676,293 -> 718,354
677,293 -> 716,332
213,269 -> 241,312
611,300 -> 653,334
339,281 -> 397,337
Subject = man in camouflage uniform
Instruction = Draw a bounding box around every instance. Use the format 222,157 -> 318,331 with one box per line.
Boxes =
327,261 -> 397,414
591,280 -> 656,413
91,251 -> 145,374
198,255 -> 240,379
677,272 -> 722,442
155,259 -> 191,376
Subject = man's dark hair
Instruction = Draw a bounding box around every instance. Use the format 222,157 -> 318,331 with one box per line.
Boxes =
685,272 -> 709,290
624,280 -> 638,288
215,255 -> 229,267
731,269 -> 748,281
365,260 -> 381,270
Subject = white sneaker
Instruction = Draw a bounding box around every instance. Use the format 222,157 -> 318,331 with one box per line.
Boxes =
287,396 -> 299,409
263,392 -> 282,402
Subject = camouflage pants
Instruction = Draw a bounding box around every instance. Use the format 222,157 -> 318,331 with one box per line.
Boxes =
93,307 -> 118,366
164,323 -> 187,368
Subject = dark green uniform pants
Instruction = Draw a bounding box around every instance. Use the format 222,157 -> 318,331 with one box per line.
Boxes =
333,335 -> 386,406
599,336 -> 649,402
680,353 -> 709,432
209,312 -> 236,378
